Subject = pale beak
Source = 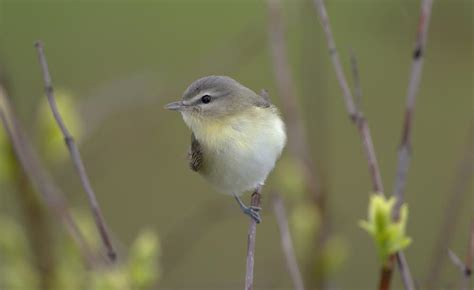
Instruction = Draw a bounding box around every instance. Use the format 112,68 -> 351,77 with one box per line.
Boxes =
164,101 -> 185,111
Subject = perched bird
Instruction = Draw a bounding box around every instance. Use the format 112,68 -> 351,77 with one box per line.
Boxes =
165,76 -> 286,223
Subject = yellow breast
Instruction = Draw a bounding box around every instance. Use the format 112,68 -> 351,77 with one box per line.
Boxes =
181,106 -> 287,195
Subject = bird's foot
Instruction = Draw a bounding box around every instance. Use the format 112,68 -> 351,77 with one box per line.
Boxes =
242,205 -> 262,224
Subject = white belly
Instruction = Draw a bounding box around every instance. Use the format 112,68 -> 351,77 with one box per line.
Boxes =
192,112 -> 286,196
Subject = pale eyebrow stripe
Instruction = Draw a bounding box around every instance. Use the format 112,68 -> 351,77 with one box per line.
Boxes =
186,90 -> 218,105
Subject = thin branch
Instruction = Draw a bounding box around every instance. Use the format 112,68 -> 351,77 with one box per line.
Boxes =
0,90 -> 95,266
266,1 -> 328,287
1,77 -> 57,289
349,48 -> 362,112
312,0 -> 356,119
389,1 -> 434,289
448,249 -> 465,273
396,251 -> 416,290
467,220 -> 474,279
35,41 -> 116,261
313,1 -> 420,290
12,152 -> 57,290
272,192 -> 306,290
393,0 -> 435,218
448,249 -> 470,290
426,125 -> 474,288
245,186 -> 262,290
266,0 -> 323,203
313,0 -> 384,194
379,255 -> 396,290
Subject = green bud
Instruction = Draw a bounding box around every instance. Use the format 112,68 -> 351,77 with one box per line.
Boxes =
273,155 -> 305,200
0,215 -> 39,289
290,203 -> 320,258
128,229 -> 161,289
91,267 -> 131,290
321,235 -> 348,275
359,194 -> 412,262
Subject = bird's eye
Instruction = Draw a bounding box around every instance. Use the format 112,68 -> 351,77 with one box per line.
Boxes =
201,95 -> 211,104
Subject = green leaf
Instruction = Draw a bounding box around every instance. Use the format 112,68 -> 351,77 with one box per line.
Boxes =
359,194 -> 412,263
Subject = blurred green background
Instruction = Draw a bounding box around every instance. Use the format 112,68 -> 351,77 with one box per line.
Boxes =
0,0 -> 472,289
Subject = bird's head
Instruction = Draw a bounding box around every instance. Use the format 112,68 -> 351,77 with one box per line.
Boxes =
165,76 -> 263,122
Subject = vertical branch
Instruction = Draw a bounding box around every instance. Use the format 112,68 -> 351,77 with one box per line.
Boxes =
312,0 -> 384,194
390,1 -> 434,289
272,192 -> 306,290
312,1 -> 421,290
392,0 -> 435,217
312,0 -> 356,119
245,186 -> 262,290
0,91 -> 95,266
266,0 -> 328,287
349,49 -> 363,112
34,41 -> 116,261
266,0 -> 323,203
350,49 -> 417,289
12,153 -> 56,289
1,80 -> 56,290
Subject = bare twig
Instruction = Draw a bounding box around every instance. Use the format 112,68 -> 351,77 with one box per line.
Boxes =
448,251 -> 470,290
272,192 -> 306,290
0,90 -> 95,265
313,0 -> 384,194
467,220 -> 474,279
426,125 -> 474,288
245,186 -> 262,290
448,249 -> 465,273
312,1 -> 422,289
1,78 -> 57,289
312,0 -> 356,119
35,41 -> 116,261
393,0 -> 434,218
313,2 -> 389,285
396,251 -> 416,290
390,1 -> 434,289
266,0 -> 328,287
266,0 -> 323,203
349,49 -> 362,112
12,153 -> 56,290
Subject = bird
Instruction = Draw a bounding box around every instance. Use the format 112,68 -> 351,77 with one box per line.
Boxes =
165,76 -> 286,223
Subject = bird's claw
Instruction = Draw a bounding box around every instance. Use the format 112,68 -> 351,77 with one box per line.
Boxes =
243,206 -> 262,224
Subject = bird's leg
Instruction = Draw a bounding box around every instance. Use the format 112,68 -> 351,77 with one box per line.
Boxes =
234,195 -> 262,223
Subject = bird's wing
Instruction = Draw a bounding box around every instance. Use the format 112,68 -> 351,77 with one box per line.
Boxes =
188,133 -> 203,172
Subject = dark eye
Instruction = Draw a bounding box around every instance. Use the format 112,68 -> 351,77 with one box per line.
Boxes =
201,95 -> 211,104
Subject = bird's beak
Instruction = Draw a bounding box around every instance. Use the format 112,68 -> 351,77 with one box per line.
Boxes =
164,101 -> 185,111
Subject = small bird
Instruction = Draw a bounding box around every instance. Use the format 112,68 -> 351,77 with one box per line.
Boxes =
165,76 -> 286,223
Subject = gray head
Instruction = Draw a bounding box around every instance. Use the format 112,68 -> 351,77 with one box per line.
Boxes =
165,76 -> 267,118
